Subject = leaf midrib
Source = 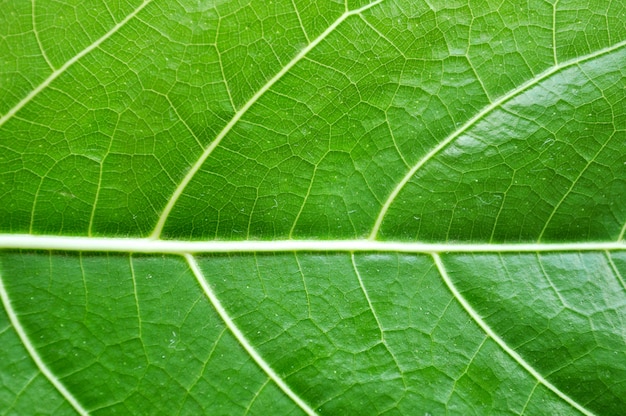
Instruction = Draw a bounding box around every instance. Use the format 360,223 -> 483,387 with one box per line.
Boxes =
0,234 -> 623,254
2,3 -> 624,415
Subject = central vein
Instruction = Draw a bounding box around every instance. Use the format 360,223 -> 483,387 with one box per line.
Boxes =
0,234 -> 623,254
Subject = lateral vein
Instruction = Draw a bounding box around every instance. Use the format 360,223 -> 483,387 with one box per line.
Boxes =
0,0 -> 152,128
184,254 -> 318,416
369,38 -> 626,239
150,3 -> 381,239
0,273 -> 89,415
432,253 -> 596,416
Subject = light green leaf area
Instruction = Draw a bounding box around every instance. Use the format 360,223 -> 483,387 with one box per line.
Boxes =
1,0 -> 625,414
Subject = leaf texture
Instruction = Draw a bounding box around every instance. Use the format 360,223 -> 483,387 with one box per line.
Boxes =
1,0 -> 625,414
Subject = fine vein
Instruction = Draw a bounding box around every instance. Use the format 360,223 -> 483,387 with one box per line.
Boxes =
351,253 -> 406,383
0,273 -> 89,416
0,234 -> 624,254
184,254 -> 318,416
537,130 -> 614,241
0,0 -> 152,128
432,253 -> 596,416
369,38 -> 626,239
32,0 -> 54,71
150,0 -> 383,239
606,251 -> 626,292
618,220 -> 626,242
552,0 -> 559,65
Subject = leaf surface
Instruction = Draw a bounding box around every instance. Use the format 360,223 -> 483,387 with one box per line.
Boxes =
1,0 -> 625,414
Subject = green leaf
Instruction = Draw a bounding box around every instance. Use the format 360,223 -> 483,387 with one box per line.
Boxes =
1,0 -> 625,414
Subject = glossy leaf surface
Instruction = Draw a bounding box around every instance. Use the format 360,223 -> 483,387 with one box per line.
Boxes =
1,0 -> 625,414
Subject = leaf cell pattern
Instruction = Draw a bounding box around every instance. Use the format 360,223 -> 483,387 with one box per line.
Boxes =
1,0 -> 625,414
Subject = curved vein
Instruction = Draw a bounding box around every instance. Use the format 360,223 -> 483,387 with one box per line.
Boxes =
0,272 -> 88,415
606,251 -> 626,292
431,253 -> 595,416
369,38 -> 626,240
618,220 -> 626,242
351,253 -> 406,386
184,254 -> 318,416
32,0 -> 54,71
552,0 -> 559,65
150,0 -> 383,239
0,0 -> 152,128
537,127 -> 615,241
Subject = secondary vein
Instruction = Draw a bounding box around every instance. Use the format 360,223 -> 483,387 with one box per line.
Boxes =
184,254 -> 318,416
369,38 -> 626,240
150,0 -> 384,239
0,0 -> 153,129
432,253 -> 596,416
0,272 -> 89,415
